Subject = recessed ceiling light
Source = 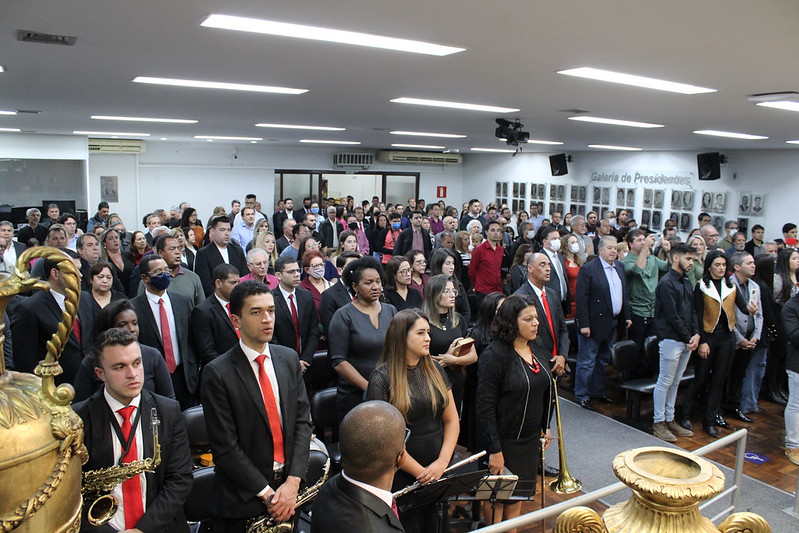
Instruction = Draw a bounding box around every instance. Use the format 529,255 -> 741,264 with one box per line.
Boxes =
390,131 -> 466,138
195,135 -> 263,141
0,66 -> 5,72
587,144 -> 643,151
73,130 -> 151,137
391,143 -> 446,150
0,127 -> 21,132
391,97 -> 519,113
757,101 -> 799,113
299,139 -> 361,145
255,123 -> 345,131
498,138 -> 563,145
91,115 -> 198,124
250,140 -> 257,144
0,110 -> 17,116
693,130 -> 768,140
787,140 -> 799,145
557,67 -> 716,94
206,139 -> 214,142
568,116 -> 664,128
133,76 -> 308,95
160,137 -> 167,140
200,14 -> 464,56
471,147 -> 517,153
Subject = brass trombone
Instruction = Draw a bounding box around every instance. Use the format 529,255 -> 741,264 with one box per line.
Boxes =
548,376 -> 582,494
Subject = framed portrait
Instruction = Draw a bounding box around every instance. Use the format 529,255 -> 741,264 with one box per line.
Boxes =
653,189 -> 664,209
671,190 -> 682,209
641,210 -> 651,227
570,186 -> 578,201
711,192 -> 726,213
616,188 -> 625,206
550,185 -> 557,200
651,211 -> 662,230
591,206 -> 600,216
601,187 -> 610,205
577,204 -> 586,216
682,191 -> 694,210
737,217 -> 749,237
626,188 -> 635,207
100,175 -> 118,203
669,212 -> 679,225
750,194 -> 765,216
557,185 -> 565,201
712,216 -> 724,232
738,193 -> 751,216
701,191 -> 712,211
592,187 -> 601,204
569,204 -> 578,215
680,213 -> 692,232
549,202 -> 557,215
579,186 -> 587,202
538,184 -> 546,199
643,189 -> 653,207
557,203 -> 565,214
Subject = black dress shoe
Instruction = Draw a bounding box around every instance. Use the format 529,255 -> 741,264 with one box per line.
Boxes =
538,464 -> 560,477
596,395 -> 618,404
679,419 -> 693,431
767,391 -> 788,406
578,399 -> 595,411
779,389 -> 791,401
733,409 -> 754,423
704,424 -> 720,438
714,414 -> 732,429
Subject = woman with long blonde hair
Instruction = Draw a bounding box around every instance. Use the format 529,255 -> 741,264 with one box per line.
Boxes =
253,228 -> 279,274
367,308 -> 458,533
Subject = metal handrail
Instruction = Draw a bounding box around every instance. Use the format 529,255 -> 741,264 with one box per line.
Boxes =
472,428 -> 748,532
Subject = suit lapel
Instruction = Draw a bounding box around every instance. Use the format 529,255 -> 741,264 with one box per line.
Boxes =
338,476 -> 403,530
88,395 -> 116,469
138,297 -> 163,350
232,347 -> 270,427
212,298 -> 237,334
271,350 -> 291,423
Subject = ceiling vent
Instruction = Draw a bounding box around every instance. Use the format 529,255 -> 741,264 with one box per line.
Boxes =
88,138 -> 146,154
17,29 -> 77,46
333,152 -> 374,170
378,151 -> 462,165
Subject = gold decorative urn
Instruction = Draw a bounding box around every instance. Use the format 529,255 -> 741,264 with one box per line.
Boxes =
554,446 -> 770,533
0,248 -> 87,532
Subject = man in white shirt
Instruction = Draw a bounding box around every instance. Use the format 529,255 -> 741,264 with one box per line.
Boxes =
540,225 -> 569,311
0,221 -> 25,270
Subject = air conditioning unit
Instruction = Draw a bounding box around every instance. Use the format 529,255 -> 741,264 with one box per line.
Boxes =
377,151 -> 462,165
88,138 -> 146,154
333,152 -> 374,170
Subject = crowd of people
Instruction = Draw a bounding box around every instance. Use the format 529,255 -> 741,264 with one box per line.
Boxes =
1,191 -> 797,532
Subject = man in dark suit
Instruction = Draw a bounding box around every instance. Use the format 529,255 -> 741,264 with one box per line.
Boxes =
0,220 -> 27,270
11,250 -> 93,384
74,328 -> 193,532
201,281 -> 312,531
273,198 -> 297,234
392,211 -> 432,259
318,206 -> 344,250
574,236 -> 632,410
194,216 -> 248,297
319,252 -> 359,335
131,255 -> 199,409
272,256 -> 319,372
539,225 -> 570,314
514,253 -> 570,358
276,218 -> 296,255
191,264 -> 241,365
311,401 -> 406,533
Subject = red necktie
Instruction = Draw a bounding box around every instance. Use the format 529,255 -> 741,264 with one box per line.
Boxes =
391,499 -> 400,519
158,298 -> 177,372
255,354 -> 285,463
225,302 -> 241,339
71,314 -> 81,345
118,406 -> 144,528
540,290 -> 557,356
288,294 -> 301,355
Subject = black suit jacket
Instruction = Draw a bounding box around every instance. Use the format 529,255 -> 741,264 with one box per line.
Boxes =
311,474 -> 404,533
276,235 -> 291,254
190,295 -> 240,365
11,289 -> 93,384
542,250 -> 571,314
318,219 -> 345,249
193,243 -> 248,296
514,282 -> 570,356
271,287 -> 319,364
575,258 -> 631,341
392,227 -> 432,258
200,344 -> 312,519
131,291 -> 200,394
319,281 -> 352,335
74,389 -> 193,533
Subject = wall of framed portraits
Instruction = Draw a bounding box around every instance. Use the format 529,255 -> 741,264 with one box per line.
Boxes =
464,148 -> 799,240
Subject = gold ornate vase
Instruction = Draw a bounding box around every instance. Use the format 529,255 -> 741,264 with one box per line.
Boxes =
0,248 -> 87,532
554,446 -> 771,533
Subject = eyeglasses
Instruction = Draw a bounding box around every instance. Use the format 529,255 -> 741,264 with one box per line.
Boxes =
281,268 -> 302,275
413,259 -> 427,265
398,268 -> 412,275
443,288 -> 459,296
404,427 -> 411,444
309,263 -> 325,269
148,268 -> 170,276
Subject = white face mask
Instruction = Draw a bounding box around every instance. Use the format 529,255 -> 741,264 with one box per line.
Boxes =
570,242 -> 580,254
729,229 -> 738,237
549,239 -> 561,252
608,218 -> 616,225
526,230 -> 535,240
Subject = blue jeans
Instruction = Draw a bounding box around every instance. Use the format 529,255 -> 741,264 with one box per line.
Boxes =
653,339 -> 691,423
575,332 -> 614,402
739,345 -> 768,413
786,370 -> 799,449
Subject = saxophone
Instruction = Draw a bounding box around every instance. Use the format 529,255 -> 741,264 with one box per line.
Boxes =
246,458 -> 331,533
81,407 -> 162,526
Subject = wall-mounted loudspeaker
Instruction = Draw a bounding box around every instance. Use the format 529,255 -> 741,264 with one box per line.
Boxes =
549,153 -> 568,176
697,152 -> 721,181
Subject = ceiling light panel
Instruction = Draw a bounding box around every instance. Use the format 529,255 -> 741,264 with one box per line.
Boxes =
91,115 -> 198,123
0,127 -> 21,132
787,140 -> 799,145
201,14 -> 465,56
133,76 -> 308,94
195,135 -> 262,141
391,97 -> 519,113
391,143 -> 446,149
693,130 -> 768,140
568,116 -> 664,128
390,131 -> 466,138
0,110 -> 17,115
588,144 -> 643,151
471,147 -> 517,153
757,101 -> 799,112
299,139 -> 361,145
255,123 -> 345,131
73,130 -> 150,137
557,67 -> 716,94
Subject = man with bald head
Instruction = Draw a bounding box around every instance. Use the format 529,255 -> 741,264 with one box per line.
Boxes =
311,401 -> 406,532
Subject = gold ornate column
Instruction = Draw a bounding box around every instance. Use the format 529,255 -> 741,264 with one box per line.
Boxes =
0,248 -> 87,532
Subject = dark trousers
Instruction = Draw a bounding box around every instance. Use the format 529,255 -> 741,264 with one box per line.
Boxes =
629,313 -> 658,377
765,335 -> 788,394
171,365 -> 195,411
682,329 -> 735,426
726,346 -> 754,409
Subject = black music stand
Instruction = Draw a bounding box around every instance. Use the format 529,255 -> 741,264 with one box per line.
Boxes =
396,469 -> 487,533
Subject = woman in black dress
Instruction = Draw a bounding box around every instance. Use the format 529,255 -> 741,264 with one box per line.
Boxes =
422,274 -> 477,413
478,294 -> 564,527
367,309 -> 459,533
329,256 -> 398,422
99,228 -> 136,295
383,256 -> 423,311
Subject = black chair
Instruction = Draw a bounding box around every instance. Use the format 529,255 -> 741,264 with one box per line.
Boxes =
183,405 -> 210,464
644,335 -> 660,378
310,387 -> 341,470
184,466 -> 215,533
309,350 -> 336,392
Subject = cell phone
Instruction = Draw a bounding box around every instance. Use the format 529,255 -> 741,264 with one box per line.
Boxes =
453,337 -> 475,356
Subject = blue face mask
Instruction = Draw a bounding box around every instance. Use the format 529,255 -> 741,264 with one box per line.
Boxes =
391,222 -> 401,230
149,272 -> 171,291
310,207 -> 319,214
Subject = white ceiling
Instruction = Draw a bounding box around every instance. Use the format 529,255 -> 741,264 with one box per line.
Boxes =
2,0 -> 799,154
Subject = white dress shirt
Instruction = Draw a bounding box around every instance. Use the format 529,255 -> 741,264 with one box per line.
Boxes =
215,244 -> 230,264
278,285 -> 299,321
144,290 -> 181,366
341,471 -> 394,509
